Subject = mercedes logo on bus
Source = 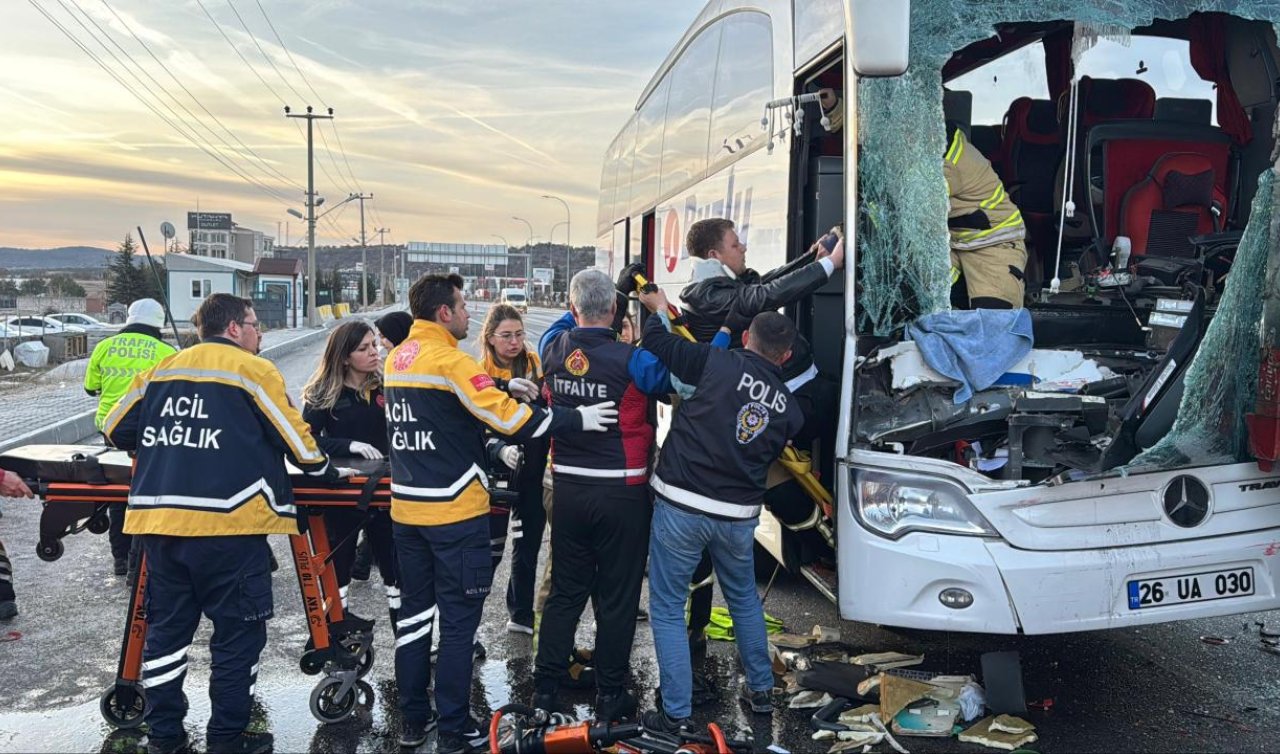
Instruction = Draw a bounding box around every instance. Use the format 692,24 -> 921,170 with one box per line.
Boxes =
1162,476 -> 1211,528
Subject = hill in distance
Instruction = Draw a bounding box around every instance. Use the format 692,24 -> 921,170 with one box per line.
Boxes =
0,246 -> 117,271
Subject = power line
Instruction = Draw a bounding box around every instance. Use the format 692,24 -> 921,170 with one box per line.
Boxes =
93,0 -> 303,193
254,0 -> 327,107
330,120 -> 365,194
224,0 -> 306,103
28,0 -> 294,210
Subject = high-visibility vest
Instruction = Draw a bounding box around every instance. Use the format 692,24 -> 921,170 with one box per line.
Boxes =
944,129 -> 1025,251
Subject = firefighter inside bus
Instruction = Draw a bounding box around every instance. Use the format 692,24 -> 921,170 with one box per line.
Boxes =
815,84 -> 1026,310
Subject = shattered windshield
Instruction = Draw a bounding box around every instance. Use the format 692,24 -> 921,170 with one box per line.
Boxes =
855,1 -> 1280,473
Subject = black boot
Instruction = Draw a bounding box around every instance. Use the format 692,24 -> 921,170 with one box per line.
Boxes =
350,536 -> 372,582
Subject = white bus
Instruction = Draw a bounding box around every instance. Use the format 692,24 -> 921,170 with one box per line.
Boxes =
597,0 -> 1280,634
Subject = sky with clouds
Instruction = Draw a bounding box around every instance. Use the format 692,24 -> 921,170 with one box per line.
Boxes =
0,0 -> 696,250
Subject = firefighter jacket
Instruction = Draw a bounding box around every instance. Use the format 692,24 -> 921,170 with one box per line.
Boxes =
944,128 -> 1025,251
384,319 -> 583,527
84,324 -> 177,431
641,313 -> 804,520
104,337 -> 335,537
680,251 -> 834,344
539,312 -> 670,485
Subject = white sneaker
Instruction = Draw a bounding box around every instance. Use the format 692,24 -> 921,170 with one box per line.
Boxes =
506,620 -> 534,635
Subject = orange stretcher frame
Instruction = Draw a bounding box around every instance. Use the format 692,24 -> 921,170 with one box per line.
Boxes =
31,470 -> 393,728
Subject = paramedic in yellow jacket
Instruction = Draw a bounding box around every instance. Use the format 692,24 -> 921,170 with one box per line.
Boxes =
944,123 -> 1027,309
386,274 -> 617,753
104,293 -> 347,754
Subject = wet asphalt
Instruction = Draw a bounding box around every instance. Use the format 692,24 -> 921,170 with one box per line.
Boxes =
2,306 -> 1280,753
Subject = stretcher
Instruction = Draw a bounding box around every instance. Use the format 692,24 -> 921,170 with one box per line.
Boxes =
0,444 -> 398,728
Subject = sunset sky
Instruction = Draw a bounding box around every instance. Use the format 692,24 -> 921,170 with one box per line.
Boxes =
0,1 -> 694,251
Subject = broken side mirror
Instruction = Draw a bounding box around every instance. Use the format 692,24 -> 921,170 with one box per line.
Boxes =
849,0 -> 910,77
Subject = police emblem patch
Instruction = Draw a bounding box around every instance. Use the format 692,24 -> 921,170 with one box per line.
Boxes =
565,348 -> 590,377
393,340 -> 420,372
736,401 -> 770,445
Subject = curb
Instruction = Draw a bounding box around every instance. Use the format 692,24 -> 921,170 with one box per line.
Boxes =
0,324 -> 338,454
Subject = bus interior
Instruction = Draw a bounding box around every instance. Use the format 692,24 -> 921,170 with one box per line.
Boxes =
794,11 -> 1280,493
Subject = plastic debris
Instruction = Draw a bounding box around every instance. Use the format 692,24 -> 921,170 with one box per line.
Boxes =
837,705 -> 881,725
789,690 -> 834,709
958,716 -> 1039,750
0,348 -> 13,372
1200,635 -> 1230,645
852,651 -> 924,669
13,341 -> 48,368
812,624 -> 841,643
892,697 -> 960,737
958,681 -> 987,722
867,713 -> 910,754
772,632 -> 819,649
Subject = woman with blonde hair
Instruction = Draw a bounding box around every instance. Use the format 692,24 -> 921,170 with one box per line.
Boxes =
479,303 -> 549,636
302,320 -> 400,628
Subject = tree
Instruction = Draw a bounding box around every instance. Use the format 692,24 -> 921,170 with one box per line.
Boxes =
106,233 -> 151,305
19,276 -> 48,296
0,278 -> 17,296
47,273 -> 86,298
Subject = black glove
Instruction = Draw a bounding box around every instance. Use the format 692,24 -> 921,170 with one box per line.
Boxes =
616,262 -> 646,295
723,296 -> 757,335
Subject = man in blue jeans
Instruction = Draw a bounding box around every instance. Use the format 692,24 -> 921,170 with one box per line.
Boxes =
634,287 -> 805,730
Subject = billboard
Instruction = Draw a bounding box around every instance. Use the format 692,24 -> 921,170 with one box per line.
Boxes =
532,267 -> 554,285
187,212 -> 233,230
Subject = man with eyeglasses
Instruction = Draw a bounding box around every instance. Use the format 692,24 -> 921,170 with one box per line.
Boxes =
104,293 -> 347,754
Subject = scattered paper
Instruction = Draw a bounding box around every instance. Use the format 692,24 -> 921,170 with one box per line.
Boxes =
958,716 -> 1039,751
852,652 -> 924,669
990,714 -> 1035,735
789,690 -> 833,709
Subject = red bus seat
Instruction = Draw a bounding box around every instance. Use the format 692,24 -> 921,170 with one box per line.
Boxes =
1119,152 -> 1226,256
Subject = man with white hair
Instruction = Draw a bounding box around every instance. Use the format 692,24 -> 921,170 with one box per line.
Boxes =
84,298 -> 176,576
530,269 -> 672,724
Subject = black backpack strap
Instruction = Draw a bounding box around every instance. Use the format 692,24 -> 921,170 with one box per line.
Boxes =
356,461 -> 391,512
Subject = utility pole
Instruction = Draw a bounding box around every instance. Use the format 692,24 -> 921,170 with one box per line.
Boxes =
376,227 -> 390,304
542,195 -> 571,293
285,105 -> 333,327
512,216 -> 533,292
351,193 -> 373,308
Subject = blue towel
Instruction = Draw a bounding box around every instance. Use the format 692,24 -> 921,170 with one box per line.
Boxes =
906,309 -> 1034,404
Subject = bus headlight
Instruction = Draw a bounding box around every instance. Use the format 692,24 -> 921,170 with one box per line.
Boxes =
855,469 -> 998,539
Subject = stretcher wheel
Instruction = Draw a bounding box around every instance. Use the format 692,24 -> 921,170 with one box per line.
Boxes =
87,513 -> 110,535
36,539 -> 64,562
340,636 -> 375,678
309,676 -> 358,724
99,685 -> 148,729
299,649 -> 324,676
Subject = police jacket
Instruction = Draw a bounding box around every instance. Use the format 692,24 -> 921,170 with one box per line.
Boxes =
84,324 -> 177,431
539,312 -> 670,485
104,337 -> 335,537
384,319 -> 584,527
642,313 -> 804,519
945,128 -> 1025,251
679,253 -> 834,343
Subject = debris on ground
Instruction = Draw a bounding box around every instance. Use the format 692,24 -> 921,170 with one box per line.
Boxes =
852,651 -> 924,669
958,716 -> 1039,750
981,651 -> 1027,715
838,705 -> 881,725
1200,635 -> 1230,645
790,690 -> 835,709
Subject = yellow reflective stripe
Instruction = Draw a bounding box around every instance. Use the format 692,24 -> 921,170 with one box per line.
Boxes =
945,130 -> 964,164
980,184 -> 1006,210
950,265 -> 962,284
955,210 -> 1024,241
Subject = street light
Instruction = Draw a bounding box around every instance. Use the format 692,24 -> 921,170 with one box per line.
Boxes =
541,195 -> 571,293
287,194 -> 356,322
511,217 -> 533,291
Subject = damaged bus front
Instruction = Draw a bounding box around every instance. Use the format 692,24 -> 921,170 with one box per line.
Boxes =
595,0 -> 1280,635
840,2 -> 1280,633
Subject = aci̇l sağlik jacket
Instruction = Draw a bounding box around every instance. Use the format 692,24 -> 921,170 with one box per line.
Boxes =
383,319 -> 583,527
104,337 -> 335,536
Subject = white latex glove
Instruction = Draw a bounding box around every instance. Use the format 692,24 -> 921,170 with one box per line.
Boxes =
336,467 -> 360,479
508,377 -> 539,403
348,441 -> 384,460
499,445 -> 522,470
576,401 -> 617,432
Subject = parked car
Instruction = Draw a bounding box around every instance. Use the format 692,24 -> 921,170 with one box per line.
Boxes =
1,316 -> 86,335
48,312 -> 119,333
499,288 -> 528,313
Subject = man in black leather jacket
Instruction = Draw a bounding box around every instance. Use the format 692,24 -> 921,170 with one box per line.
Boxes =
672,217 -> 844,344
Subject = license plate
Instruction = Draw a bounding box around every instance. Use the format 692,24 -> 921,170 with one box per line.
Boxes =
1127,567 -> 1254,609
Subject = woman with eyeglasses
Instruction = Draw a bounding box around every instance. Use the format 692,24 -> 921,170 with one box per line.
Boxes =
479,303 -> 549,637
301,320 -> 400,629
